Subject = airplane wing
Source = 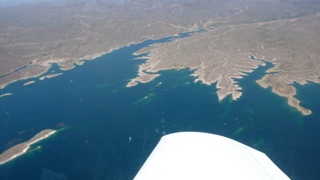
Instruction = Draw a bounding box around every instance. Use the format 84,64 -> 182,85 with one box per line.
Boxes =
134,132 -> 290,180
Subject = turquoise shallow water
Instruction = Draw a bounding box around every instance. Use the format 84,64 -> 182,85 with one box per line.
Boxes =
0,34 -> 319,180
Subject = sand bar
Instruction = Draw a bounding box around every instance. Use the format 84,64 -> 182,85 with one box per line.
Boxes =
23,81 -> 35,86
0,93 -> 12,98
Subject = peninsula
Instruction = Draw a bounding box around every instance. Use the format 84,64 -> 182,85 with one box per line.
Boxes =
39,73 -> 63,81
126,5 -> 320,115
0,0 -> 319,115
0,129 -> 56,165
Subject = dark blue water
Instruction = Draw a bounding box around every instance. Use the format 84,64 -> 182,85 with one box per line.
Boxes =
0,34 -> 320,180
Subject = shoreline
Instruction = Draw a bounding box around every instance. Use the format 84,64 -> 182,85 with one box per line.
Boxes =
39,73 -> 63,80
0,65 -> 50,90
0,129 -> 56,165
0,43 -> 144,91
256,76 -> 312,115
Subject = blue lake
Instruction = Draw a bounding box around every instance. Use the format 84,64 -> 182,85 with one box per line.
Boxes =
0,34 -> 319,180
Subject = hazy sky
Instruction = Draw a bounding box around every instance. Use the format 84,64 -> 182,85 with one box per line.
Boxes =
0,0 -> 65,7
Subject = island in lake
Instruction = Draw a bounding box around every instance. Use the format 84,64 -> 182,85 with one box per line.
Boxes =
0,129 -> 56,165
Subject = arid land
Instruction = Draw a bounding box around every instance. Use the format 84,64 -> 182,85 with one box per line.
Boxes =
1,0 -> 320,115
130,14 -> 320,115
0,129 -> 56,165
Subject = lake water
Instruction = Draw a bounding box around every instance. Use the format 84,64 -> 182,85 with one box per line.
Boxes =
0,34 -> 319,180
